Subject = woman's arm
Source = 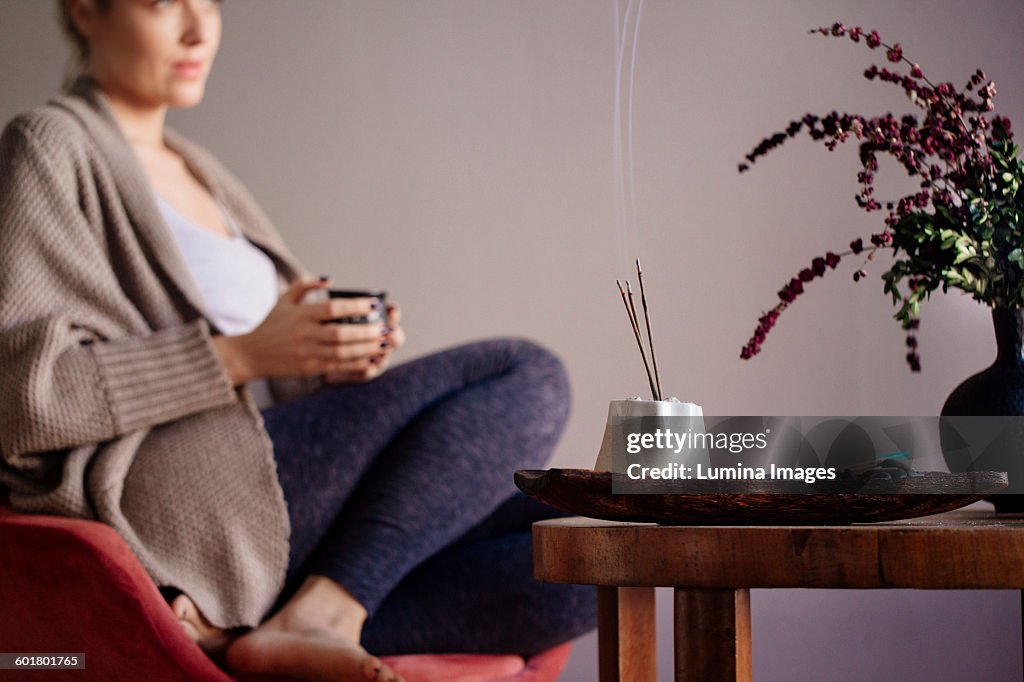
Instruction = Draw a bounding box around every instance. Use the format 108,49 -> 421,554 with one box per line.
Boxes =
0,114 -> 239,463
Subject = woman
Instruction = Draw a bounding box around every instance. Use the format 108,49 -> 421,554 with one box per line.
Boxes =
0,1 -> 597,680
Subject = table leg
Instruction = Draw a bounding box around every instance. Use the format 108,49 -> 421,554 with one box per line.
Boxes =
597,585 -> 657,682
673,588 -> 752,682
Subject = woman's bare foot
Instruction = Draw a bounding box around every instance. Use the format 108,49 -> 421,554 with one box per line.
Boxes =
224,621 -> 402,682
170,593 -> 237,666
222,576 -> 405,682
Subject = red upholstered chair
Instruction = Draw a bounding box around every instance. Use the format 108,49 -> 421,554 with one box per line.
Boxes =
0,495 -> 571,681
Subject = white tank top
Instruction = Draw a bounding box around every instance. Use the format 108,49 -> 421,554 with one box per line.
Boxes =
154,192 -> 278,409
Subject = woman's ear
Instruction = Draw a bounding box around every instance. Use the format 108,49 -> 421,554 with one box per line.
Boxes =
66,0 -> 101,40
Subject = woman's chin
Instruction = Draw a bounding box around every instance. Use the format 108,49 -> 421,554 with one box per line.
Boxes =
166,85 -> 207,109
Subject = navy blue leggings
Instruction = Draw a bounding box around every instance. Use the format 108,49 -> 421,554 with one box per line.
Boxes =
258,337 -> 597,657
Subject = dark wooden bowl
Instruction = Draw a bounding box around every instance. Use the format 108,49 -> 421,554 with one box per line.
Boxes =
514,468 -> 1009,525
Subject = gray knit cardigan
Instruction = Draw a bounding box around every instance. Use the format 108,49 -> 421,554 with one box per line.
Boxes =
0,74 -> 324,629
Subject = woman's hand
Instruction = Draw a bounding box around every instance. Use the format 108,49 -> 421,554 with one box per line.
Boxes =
323,301 -> 405,385
211,275 -> 389,385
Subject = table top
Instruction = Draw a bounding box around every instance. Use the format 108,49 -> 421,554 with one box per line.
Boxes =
532,510 -> 1024,589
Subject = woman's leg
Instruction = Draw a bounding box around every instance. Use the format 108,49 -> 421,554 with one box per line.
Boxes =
262,336 -> 571,616
360,491 -> 598,658
223,337 -> 572,680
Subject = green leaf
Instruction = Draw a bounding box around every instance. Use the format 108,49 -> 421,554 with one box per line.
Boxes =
954,248 -> 978,265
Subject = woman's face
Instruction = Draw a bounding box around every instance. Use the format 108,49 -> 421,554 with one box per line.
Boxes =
76,0 -> 222,108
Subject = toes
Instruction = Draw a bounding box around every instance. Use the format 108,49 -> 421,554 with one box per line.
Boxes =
361,655 -> 383,679
178,618 -> 201,642
169,592 -> 226,644
171,594 -> 192,620
361,655 -> 402,682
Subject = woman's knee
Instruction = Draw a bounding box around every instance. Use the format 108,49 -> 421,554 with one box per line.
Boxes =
489,338 -> 572,450
425,336 -> 571,459
491,336 -> 571,411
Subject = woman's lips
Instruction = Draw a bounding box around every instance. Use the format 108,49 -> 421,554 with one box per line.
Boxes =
172,61 -> 204,79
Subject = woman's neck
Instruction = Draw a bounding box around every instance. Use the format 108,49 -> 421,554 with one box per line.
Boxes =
96,78 -> 170,151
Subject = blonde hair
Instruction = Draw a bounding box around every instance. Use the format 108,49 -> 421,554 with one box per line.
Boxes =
55,0 -> 112,93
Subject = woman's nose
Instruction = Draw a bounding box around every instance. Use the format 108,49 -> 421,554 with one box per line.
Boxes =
180,0 -> 212,44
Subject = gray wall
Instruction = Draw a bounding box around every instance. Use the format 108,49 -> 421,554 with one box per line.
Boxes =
3,1 -> 1022,679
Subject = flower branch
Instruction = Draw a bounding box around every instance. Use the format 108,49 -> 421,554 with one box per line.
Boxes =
738,22 -> 1020,372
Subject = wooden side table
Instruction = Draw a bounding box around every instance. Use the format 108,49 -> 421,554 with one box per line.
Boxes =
532,511 -> 1024,681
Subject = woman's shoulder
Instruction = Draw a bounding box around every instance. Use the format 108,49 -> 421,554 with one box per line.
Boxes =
1,103 -> 88,163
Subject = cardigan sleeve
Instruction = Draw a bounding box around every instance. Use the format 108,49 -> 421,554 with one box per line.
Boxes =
0,115 -> 239,464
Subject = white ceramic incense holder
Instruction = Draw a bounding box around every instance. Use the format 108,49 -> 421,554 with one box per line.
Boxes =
594,396 -> 709,472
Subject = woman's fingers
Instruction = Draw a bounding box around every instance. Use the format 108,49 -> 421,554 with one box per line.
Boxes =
324,356 -> 375,372
254,287 -> 399,380
384,302 -> 404,349
324,356 -> 386,384
285,274 -> 330,304
386,325 -> 405,351
307,297 -> 380,323
314,338 -> 385,363
314,321 -> 386,344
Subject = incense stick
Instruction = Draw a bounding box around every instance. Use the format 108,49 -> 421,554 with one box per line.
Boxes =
616,279 -> 641,341
616,279 -> 645,368
618,279 -> 658,400
625,282 -> 658,400
635,258 -> 662,401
